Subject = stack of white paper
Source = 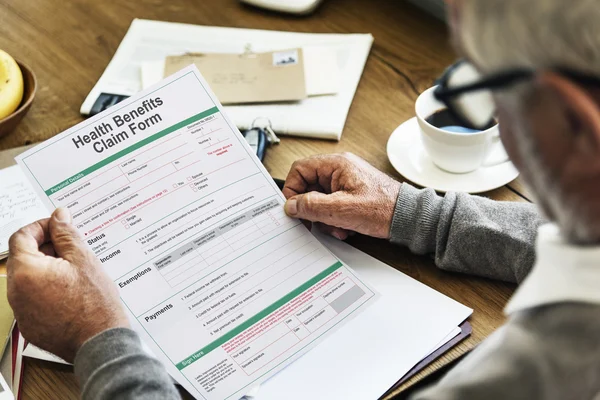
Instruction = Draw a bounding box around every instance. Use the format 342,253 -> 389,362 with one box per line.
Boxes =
81,19 -> 373,140
250,231 -> 471,399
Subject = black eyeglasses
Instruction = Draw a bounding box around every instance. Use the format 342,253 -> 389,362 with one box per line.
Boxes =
433,60 -> 600,130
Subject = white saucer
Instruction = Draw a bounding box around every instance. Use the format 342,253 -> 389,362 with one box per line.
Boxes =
386,118 -> 519,194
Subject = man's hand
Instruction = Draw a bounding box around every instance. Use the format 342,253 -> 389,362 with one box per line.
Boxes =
7,208 -> 129,363
283,153 -> 401,240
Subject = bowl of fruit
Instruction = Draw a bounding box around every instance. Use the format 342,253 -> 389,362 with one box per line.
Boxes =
0,49 -> 36,138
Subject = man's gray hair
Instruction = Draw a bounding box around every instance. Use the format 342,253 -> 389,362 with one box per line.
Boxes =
458,0 -> 600,242
459,0 -> 600,75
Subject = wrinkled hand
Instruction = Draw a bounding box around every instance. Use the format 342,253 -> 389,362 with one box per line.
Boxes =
7,208 -> 129,363
283,153 -> 401,240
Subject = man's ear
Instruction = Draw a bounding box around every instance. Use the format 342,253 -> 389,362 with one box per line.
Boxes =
537,72 -> 600,153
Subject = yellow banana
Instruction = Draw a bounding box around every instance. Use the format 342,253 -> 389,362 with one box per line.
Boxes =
0,49 -> 24,120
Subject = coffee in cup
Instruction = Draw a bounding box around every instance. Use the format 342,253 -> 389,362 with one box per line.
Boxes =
415,86 -> 508,174
425,109 -> 496,133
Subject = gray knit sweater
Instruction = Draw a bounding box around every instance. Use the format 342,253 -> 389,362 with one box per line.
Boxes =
75,183 -> 596,400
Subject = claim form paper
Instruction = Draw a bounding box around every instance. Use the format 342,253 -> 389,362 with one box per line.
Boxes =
16,65 -> 377,400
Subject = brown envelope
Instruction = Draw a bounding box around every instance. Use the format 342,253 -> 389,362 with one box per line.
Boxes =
164,49 -> 307,104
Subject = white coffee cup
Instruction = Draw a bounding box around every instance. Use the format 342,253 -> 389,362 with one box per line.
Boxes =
415,86 -> 509,174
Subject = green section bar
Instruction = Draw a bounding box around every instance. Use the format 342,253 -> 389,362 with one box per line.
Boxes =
175,261 -> 343,370
44,107 -> 220,196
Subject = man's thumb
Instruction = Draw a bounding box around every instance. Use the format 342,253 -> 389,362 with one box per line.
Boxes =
49,208 -> 84,259
284,192 -> 338,224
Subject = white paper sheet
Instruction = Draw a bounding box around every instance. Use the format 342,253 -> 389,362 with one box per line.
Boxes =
81,19 -> 372,140
0,336 -> 12,392
302,47 -> 340,96
251,232 -> 472,400
0,372 -> 13,400
18,66 -> 377,400
0,166 -> 49,257
22,344 -> 68,365
22,338 -> 156,367
11,334 -> 23,399
426,326 -> 462,359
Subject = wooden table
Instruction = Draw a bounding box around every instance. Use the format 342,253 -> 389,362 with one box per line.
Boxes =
0,0 -> 532,398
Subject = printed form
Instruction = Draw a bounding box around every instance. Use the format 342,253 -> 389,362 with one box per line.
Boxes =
16,66 -> 376,400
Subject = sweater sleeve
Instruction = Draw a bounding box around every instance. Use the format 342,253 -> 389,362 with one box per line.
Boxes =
390,183 -> 544,283
74,328 -> 181,400
410,303 -> 600,400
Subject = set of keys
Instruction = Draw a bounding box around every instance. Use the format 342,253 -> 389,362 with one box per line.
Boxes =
240,118 -> 280,162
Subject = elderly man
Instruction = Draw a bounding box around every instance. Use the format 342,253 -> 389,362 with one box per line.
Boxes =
7,0 -> 600,398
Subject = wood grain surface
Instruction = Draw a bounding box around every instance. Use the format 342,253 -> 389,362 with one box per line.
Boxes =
0,0 -> 525,398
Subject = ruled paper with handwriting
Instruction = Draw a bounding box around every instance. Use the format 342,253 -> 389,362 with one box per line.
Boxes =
0,165 -> 48,258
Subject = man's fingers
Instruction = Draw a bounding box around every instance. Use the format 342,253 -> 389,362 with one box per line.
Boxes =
39,243 -> 56,257
314,223 -> 350,240
283,154 -> 351,199
285,191 -> 347,227
8,218 -> 51,256
48,208 -> 86,261
283,166 -> 313,199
